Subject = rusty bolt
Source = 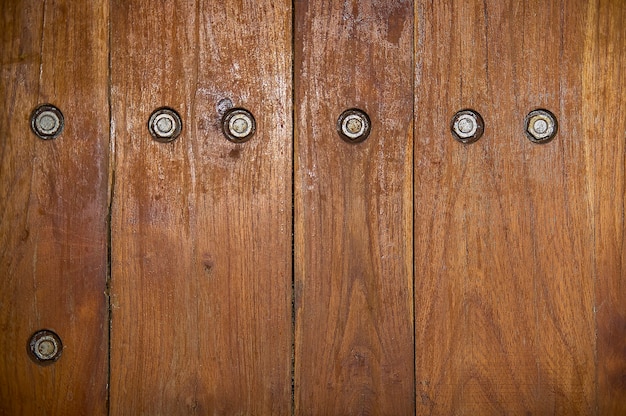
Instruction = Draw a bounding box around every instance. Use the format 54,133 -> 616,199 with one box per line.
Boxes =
525,109 -> 557,143
222,108 -> 256,143
337,108 -> 371,143
29,330 -> 63,364
148,107 -> 182,142
451,109 -> 484,144
31,104 -> 64,140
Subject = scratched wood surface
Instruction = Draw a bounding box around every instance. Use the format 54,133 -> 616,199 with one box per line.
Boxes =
109,0 -> 292,414
583,1 -> 626,413
0,0 -> 109,414
414,0 -> 624,413
1,1 -> 625,414
294,1 -> 415,414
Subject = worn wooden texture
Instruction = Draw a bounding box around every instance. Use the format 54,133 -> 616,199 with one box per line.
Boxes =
109,0 -> 292,414
0,1 -> 109,415
294,1 -> 415,414
415,0 -> 603,413
583,0 -> 626,413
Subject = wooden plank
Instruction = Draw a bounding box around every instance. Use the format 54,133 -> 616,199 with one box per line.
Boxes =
109,0 -> 292,413
294,1 -> 415,414
414,0 -> 596,413
0,1 -> 109,414
583,0 -> 626,413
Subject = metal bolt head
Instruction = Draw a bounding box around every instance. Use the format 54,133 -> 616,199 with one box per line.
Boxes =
525,109 -> 557,143
28,330 -> 63,364
337,108 -> 371,143
31,104 -> 64,140
222,108 -> 256,143
148,107 -> 182,142
451,109 -> 484,144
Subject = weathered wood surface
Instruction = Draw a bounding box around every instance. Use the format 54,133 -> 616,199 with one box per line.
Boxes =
0,1 -> 624,414
414,0 -> 625,413
583,1 -> 626,413
109,0 -> 292,414
0,1 -> 109,414
294,1 -> 415,414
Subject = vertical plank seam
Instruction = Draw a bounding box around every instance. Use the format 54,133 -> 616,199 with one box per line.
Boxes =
290,1 -> 296,414
106,0 -> 114,413
412,0 -> 418,413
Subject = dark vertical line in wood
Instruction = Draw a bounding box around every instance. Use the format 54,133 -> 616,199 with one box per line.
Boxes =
290,1 -> 296,415
411,1 -> 417,412
106,1 -> 113,414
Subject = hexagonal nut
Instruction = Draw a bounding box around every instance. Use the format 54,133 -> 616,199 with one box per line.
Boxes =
148,107 -> 182,142
30,104 -> 64,140
525,109 -> 557,143
337,108 -> 371,143
28,329 -> 63,364
451,109 -> 484,144
222,108 -> 256,143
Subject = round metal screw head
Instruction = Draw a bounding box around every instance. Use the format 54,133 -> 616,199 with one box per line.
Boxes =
346,116 -> 363,134
155,115 -> 174,134
222,108 -> 256,143
337,108 -> 371,143
230,114 -> 252,136
31,104 -> 64,140
28,330 -> 63,364
148,107 -> 182,142
37,338 -> 56,357
533,119 -> 548,134
525,109 -> 557,143
451,109 -> 484,144
457,117 -> 475,135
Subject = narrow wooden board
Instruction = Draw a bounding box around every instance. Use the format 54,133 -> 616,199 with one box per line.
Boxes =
415,0 -> 597,413
583,1 -> 626,413
109,1 -> 292,413
0,1 -> 109,414
294,1 -> 415,414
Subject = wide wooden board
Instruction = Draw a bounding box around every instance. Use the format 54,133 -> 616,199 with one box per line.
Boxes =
414,0 -> 623,413
294,1 -> 415,414
0,1 -> 109,414
109,1 -> 292,414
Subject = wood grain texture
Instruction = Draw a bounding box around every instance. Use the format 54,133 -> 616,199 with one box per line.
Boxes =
0,0 -> 109,414
414,0 -> 598,413
109,0 -> 292,414
294,1 -> 415,414
583,0 -> 626,413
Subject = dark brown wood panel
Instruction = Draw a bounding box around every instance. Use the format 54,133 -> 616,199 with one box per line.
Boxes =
414,0 -> 598,413
294,1 -> 415,414
109,0 -> 292,414
583,1 -> 626,413
0,1 -> 109,414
